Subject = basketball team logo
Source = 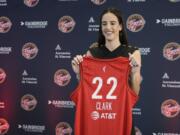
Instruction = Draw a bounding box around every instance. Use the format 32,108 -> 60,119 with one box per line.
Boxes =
126,14 -> 145,32
163,42 -> 180,61
22,42 -> 38,60
91,0 -> 106,5
0,118 -> 9,135
55,122 -> 72,135
91,111 -> 100,120
0,16 -> 12,33
24,0 -> 39,7
161,99 -> 180,118
21,94 -> 38,111
58,16 -> 76,33
0,68 -> 6,84
169,0 -> 180,2
54,69 -> 71,86
135,126 -> 142,135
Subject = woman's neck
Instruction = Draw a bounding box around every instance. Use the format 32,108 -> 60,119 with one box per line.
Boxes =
105,39 -> 121,51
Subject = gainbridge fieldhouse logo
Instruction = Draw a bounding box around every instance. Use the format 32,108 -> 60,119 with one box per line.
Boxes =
55,122 -> 72,135
161,99 -> 180,118
0,16 -> 12,33
21,94 -> 38,111
126,14 -> 145,32
58,16 -> 76,33
0,118 -> 9,135
163,42 -> 180,61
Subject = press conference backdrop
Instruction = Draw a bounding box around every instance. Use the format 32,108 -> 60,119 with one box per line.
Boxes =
0,0 -> 180,135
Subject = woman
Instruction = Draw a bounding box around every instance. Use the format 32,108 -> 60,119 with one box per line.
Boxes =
71,7 -> 142,135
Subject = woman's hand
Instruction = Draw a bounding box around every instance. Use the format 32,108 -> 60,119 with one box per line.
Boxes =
71,55 -> 84,74
128,51 -> 142,95
128,52 -> 141,74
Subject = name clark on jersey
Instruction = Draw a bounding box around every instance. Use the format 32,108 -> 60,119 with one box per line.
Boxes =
95,102 -> 116,120
96,102 -> 112,110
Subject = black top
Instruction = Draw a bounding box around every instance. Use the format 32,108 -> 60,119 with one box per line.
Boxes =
89,44 -> 139,58
88,43 -> 138,135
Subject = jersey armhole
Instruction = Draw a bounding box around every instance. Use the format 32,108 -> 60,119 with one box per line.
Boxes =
126,66 -> 139,106
70,64 -> 83,104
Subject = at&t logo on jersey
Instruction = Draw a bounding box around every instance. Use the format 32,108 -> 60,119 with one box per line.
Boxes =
91,111 -> 116,120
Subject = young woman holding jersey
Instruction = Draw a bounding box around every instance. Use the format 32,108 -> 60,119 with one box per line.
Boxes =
71,7 -> 142,135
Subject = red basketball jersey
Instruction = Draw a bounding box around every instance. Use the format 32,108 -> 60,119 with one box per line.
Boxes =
71,56 -> 138,135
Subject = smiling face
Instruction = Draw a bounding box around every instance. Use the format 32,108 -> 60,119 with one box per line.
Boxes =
101,12 -> 122,42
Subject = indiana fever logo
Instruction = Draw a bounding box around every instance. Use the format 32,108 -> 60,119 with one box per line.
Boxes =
54,69 -> 71,86
161,99 -> 180,118
24,0 -> 39,7
126,14 -> 145,32
55,122 -> 72,135
0,16 -> 12,33
0,118 -> 9,135
21,94 -> 38,111
58,16 -> 76,33
91,0 -> 106,5
22,42 -> 38,60
135,126 -> 142,135
169,0 -> 180,2
0,68 -> 6,84
163,42 -> 180,61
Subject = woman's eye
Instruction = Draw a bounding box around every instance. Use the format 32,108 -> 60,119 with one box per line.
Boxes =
111,22 -> 116,25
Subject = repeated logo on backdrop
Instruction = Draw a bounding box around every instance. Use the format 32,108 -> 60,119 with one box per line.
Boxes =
161,99 -> 180,118
54,69 -> 71,86
55,122 -> 72,135
91,0 -> 106,5
126,14 -> 145,32
0,118 -> 9,135
24,0 -> 39,7
58,16 -> 76,33
21,94 -> 38,111
0,68 -> 6,84
0,17 -> 12,33
163,42 -> 180,61
135,126 -> 142,135
22,42 -> 39,60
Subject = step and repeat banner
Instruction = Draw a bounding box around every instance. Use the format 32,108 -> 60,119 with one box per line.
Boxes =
0,0 -> 180,135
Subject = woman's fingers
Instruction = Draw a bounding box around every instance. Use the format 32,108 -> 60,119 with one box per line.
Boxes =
128,53 -> 139,67
72,55 -> 83,65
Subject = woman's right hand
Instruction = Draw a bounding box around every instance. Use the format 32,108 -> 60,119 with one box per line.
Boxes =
71,55 -> 84,74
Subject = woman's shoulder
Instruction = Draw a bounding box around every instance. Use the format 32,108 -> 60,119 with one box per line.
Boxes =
122,44 -> 139,54
88,42 -> 104,58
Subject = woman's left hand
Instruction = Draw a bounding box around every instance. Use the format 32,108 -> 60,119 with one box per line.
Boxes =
128,52 -> 141,74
